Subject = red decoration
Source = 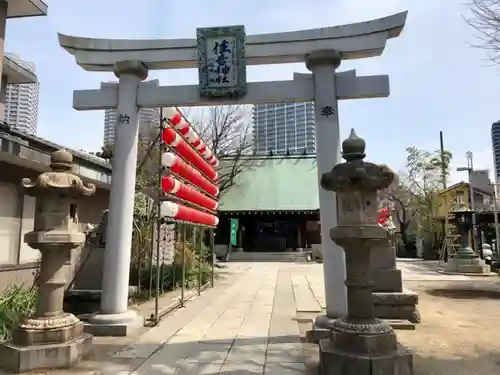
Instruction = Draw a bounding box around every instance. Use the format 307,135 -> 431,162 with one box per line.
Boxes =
164,107 -> 219,167
160,201 -> 219,226
162,152 -> 219,197
161,176 -> 218,211
162,127 -> 218,182
377,207 -> 391,225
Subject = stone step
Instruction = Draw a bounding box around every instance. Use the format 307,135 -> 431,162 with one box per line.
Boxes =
228,251 -> 311,262
386,319 -> 415,330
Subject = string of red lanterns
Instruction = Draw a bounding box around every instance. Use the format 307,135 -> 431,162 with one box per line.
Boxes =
163,107 -> 219,167
161,175 -> 219,211
162,127 -> 218,182
161,152 -> 219,197
159,108 -> 220,228
160,201 -> 219,226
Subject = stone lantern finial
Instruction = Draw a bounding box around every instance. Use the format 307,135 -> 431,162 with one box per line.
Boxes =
341,128 -> 366,161
49,148 -> 73,171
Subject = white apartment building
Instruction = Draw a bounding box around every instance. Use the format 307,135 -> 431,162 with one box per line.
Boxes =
252,102 -> 316,155
103,107 -> 160,145
3,54 -> 39,135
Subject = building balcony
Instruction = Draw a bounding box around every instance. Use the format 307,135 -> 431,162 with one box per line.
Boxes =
3,55 -> 37,84
5,0 -> 47,18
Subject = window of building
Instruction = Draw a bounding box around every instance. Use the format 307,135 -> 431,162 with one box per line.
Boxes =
455,191 -> 464,204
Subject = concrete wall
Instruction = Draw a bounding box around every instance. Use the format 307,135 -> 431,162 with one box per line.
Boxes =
0,162 -> 109,291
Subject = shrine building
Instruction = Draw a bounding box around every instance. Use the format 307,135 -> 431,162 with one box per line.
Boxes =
217,155 -> 320,253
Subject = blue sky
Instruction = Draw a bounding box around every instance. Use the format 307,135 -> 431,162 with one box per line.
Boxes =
5,0 -> 498,183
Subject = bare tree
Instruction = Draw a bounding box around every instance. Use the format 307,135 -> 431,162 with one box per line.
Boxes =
186,105 -> 253,195
380,178 -> 418,249
466,0 -> 500,63
404,146 -> 452,214
96,105 -> 253,196
401,146 -> 453,258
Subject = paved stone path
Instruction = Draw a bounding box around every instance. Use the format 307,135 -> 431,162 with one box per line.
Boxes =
97,260 -> 479,375
107,263 -> 308,374
10,260 -> 470,375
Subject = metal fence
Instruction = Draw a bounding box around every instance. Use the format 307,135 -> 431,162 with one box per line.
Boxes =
131,109 -> 218,326
131,218 -> 216,326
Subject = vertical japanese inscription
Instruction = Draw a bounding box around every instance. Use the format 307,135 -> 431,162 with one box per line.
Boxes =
320,106 -> 336,118
197,26 -> 247,98
208,38 -> 235,86
118,114 -> 130,125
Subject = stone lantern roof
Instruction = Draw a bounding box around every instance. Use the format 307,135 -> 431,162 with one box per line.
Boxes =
22,149 -> 96,196
321,129 -> 395,192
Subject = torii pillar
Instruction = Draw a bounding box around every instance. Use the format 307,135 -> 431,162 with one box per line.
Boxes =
87,61 -> 148,335
306,50 -> 348,330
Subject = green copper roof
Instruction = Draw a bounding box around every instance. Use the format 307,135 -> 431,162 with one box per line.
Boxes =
219,157 -> 319,212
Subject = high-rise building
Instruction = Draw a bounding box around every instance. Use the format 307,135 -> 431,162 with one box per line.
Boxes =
252,102 -> 316,155
103,107 -> 160,145
3,54 -> 39,135
491,121 -> 500,181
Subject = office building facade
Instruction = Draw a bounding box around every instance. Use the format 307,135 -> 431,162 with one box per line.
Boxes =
3,54 -> 39,135
252,102 -> 316,155
492,121 -> 500,181
103,107 -> 160,145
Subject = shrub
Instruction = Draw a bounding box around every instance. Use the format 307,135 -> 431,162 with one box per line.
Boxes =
0,285 -> 37,341
131,240 -> 216,299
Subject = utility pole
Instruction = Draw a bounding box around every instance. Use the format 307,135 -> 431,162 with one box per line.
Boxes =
439,131 -> 448,235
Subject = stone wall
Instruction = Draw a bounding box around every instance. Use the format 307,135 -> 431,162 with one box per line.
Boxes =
152,223 -> 175,265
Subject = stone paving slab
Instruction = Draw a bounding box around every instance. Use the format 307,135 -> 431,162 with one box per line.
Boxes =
111,264 -> 304,375
123,264 -> 306,375
305,274 -> 326,309
1,263 -> 320,375
290,274 -> 322,313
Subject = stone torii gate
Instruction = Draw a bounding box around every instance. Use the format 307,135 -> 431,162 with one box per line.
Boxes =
58,11 -> 407,335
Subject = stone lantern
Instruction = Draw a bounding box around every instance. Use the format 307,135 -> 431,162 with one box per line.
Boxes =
444,202 -> 490,274
452,203 -> 475,258
371,185 -> 420,325
319,130 -> 413,375
0,149 -> 96,373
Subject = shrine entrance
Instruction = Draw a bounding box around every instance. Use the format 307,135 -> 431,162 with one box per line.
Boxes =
58,12 -> 408,333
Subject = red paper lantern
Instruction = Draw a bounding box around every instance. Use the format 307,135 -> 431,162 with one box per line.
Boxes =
164,107 -> 219,167
162,152 -> 219,197
160,201 -> 219,226
162,127 -> 218,182
377,207 -> 391,225
162,176 -> 218,211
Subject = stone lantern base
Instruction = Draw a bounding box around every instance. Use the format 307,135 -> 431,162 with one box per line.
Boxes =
443,255 -> 491,275
373,291 -> 420,324
371,243 -> 420,324
319,319 -> 413,375
0,314 -> 92,373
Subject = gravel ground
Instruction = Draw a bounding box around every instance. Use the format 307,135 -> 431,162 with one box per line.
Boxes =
397,279 -> 500,375
300,277 -> 500,375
